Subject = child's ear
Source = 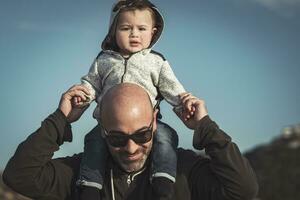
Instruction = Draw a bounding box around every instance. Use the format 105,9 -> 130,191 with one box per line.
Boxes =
152,27 -> 157,35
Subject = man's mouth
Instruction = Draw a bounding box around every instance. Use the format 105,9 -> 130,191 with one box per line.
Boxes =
124,152 -> 142,162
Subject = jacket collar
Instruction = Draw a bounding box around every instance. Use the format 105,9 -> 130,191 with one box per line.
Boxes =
103,48 -> 152,58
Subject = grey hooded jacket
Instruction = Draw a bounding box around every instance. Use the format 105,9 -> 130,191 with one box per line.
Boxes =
81,0 -> 185,120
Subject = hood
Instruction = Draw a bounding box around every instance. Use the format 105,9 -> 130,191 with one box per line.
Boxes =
101,0 -> 164,51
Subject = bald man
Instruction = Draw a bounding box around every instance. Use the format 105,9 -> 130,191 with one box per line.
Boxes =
3,84 -> 258,200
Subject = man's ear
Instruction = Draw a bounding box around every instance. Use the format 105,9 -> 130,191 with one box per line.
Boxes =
153,108 -> 159,120
152,108 -> 159,132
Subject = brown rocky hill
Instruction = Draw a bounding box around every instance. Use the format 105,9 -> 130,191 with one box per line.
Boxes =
0,172 -> 31,200
244,124 -> 300,200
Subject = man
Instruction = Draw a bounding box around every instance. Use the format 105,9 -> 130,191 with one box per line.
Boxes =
3,83 -> 258,200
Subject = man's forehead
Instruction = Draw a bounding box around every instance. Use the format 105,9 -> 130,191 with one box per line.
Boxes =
100,83 -> 153,126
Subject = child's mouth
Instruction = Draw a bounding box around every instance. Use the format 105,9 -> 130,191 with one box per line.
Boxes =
130,41 -> 140,47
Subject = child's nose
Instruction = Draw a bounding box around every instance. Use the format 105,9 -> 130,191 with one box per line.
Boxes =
130,28 -> 139,37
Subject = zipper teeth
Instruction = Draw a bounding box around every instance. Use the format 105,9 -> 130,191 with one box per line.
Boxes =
121,59 -> 128,82
127,167 -> 146,185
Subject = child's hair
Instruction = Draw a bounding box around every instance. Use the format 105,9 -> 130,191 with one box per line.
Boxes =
117,1 -> 157,26
104,0 -> 162,51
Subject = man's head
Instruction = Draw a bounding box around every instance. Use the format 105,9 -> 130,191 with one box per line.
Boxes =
100,83 -> 158,172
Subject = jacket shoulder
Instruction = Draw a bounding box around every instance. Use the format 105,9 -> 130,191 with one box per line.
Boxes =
95,51 -> 105,59
150,50 -> 166,61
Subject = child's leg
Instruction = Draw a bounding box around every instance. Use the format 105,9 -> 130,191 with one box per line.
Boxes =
77,124 -> 108,190
152,120 -> 178,183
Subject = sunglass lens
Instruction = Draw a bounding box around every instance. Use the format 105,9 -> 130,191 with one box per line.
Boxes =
107,130 -> 152,147
107,135 -> 128,147
132,130 -> 152,144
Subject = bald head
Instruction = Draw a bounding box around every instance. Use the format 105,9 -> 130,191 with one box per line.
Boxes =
100,83 -> 154,127
100,83 -> 156,172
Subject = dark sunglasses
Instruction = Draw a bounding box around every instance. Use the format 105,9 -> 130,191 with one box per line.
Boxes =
102,117 -> 154,147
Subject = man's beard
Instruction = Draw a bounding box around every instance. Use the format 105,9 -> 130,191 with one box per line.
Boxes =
119,151 -> 148,172
111,142 -> 152,172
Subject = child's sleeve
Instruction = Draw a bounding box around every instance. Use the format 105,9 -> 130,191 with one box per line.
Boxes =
158,61 -> 186,107
81,58 -> 102,103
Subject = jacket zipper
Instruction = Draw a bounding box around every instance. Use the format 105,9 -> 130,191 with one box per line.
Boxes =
127,175 -> 132,185
126,167 -> 146,186
121,58 -> 128,83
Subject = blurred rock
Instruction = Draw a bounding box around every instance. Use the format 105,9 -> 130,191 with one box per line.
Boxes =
0,172 -> 31,200
244,123 -> 300,200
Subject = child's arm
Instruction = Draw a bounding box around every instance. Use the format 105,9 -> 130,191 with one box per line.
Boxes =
157,60 -> 194,119
158,61 -> 185,105
73,58 -> 102,107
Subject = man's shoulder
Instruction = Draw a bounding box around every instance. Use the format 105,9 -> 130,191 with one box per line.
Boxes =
53,153 -> 83,171
177,148 -> 210,174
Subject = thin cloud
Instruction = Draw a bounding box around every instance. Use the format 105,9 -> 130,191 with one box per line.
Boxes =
253,0 -> 300,17
17,21 -> 43,31
16,21 -> 65,32
15,20 -> 97,36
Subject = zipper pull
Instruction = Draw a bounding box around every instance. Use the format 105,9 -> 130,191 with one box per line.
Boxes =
127,175 -> 132,185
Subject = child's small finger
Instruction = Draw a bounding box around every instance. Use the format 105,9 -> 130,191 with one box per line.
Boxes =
77,91 -> 88,102
179,92 -> 190,100
181,93 -> 192,104
192,106 -> 196,112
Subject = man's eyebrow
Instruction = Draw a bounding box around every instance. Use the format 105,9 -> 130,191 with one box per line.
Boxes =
108,126 -> 149,134
135,126 -> 150,132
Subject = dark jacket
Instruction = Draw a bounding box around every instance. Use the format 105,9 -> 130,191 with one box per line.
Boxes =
3,109 -> 258,200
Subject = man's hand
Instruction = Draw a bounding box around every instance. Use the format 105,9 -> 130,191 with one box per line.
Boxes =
174,93 -> 208,130
59,85 -> 90,123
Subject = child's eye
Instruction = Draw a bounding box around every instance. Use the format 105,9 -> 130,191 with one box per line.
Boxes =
139,27 -> 147,31
120,27 -> 130,31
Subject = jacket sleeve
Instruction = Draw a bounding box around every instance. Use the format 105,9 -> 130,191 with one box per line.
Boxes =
81,56 -> 103,103
2,109 -> 81,200
157,60 -> 186,107
189,116 -> 258,200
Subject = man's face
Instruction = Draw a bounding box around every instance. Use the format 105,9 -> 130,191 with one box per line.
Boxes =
115,9 -> 156,56
103,111 -> 156,172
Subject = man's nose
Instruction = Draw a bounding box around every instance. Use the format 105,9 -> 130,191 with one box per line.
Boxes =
124,139 -> 139,154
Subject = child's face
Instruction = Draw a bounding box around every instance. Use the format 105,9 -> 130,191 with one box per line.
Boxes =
115,9 -> 157,56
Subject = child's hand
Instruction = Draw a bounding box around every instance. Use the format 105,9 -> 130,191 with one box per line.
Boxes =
72,95 -> 90,108
179,92 -> 196,121
173,92 -> 208,130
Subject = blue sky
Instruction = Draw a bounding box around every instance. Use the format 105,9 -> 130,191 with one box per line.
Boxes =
0,0 -> 300,170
